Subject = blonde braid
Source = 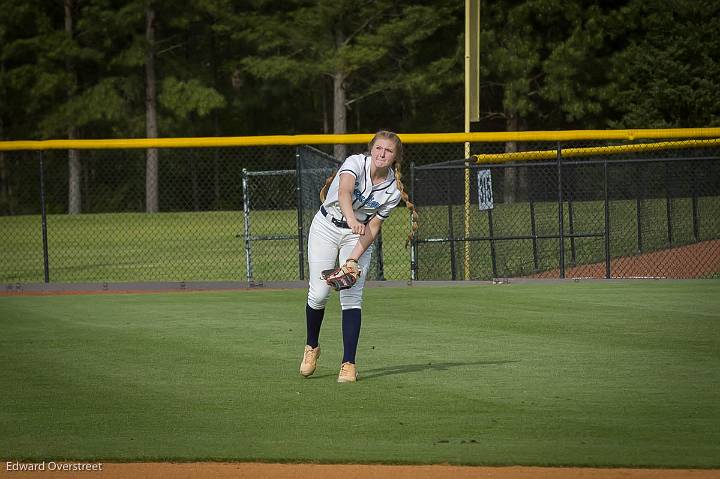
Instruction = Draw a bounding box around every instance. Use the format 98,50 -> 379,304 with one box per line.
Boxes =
394,163 -> 419,248
319,171 -> 336,202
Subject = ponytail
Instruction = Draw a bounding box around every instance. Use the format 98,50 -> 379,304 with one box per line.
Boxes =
394,163 -> 419,248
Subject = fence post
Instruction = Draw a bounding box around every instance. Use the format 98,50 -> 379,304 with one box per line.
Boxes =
636,163 -> 643,253
692,162 -> 699,241
557,144 -> 565,279
529,194 -> 539,272
374,231 -> 385,280
38,152 -> 50,283
242,168 -> 253,283
295,149 -> 305,281
410,161 -> 417,281
488,208 -> 497,278
447,166 -> 457,280
604,160 -> 611,279
665,161 -> 673,246
567,166 -> 577,266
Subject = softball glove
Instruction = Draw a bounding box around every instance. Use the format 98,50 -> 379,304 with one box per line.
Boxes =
322,259 -> 361,291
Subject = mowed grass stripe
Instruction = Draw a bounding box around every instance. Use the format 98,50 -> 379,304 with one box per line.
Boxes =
0,281 -> 718,466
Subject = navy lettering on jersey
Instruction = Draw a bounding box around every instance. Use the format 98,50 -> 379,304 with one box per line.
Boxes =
353,186 -> 381,209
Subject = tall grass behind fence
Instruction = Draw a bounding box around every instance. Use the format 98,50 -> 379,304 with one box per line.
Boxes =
1,131 -> 719,284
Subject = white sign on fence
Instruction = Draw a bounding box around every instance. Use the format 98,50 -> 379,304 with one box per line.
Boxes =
477,169 -> 493,210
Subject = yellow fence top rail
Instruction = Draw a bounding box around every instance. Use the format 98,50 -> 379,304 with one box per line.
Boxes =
473,138 -> 720,164
1,128 -> 719,151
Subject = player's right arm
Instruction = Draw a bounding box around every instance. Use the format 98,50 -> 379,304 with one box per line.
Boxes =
338,172 -> 365,235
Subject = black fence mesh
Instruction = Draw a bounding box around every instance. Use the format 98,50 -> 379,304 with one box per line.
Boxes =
1,138 -> 719,284
413,140 -> 720,280
296,147 -> 339,280
242,167 -> 298,282
0,146 -> 296,283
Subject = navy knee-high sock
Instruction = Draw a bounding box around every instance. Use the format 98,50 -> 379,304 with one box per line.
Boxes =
341,308 -> 362,364
305,304 -> 325,348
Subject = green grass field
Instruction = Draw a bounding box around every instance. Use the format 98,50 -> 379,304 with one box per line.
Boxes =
0,209 -> 414,283
2,196 -> 719,284
1,281 -> 719,467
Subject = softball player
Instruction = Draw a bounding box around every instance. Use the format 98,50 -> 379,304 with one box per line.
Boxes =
300,130 -> 418,383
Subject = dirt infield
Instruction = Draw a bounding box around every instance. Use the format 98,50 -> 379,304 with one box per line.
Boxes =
532,239 -> 720,279
2,463 -> 720,479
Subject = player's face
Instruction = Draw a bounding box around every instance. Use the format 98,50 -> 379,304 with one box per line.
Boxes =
370,138 -> 397,171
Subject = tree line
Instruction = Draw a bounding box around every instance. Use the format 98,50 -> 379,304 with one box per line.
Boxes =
0,0 -> 718,214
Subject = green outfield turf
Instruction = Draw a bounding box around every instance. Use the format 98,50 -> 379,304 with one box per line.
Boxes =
1,280 -> 719,467
2,195 -> 719,283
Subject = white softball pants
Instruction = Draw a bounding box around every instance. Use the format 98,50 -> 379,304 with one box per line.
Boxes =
306,211 -> 373,310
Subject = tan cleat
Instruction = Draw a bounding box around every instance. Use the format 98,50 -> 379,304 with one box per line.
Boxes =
337,362 -> 358,383
300,345 -> 320,377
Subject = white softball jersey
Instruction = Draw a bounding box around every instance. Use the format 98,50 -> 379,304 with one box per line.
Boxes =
321,154 -> 402,224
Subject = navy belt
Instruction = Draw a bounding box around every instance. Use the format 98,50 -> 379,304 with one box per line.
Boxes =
320,205 -> 351,229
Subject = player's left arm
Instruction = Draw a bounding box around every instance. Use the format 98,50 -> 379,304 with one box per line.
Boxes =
322,218 -> 383,290
346,216 -> 383,262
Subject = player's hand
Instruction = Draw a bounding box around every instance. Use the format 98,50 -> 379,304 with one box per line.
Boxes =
321,259 -> 361,291
347,219 -> 365,235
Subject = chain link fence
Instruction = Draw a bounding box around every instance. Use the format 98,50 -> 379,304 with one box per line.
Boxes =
413,139 -> 720,280
1,135 -> 719,285
0,146 -> 296,283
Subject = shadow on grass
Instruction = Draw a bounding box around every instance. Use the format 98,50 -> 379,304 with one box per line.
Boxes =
360,360 -> 519,379
308,360 -> 518,380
